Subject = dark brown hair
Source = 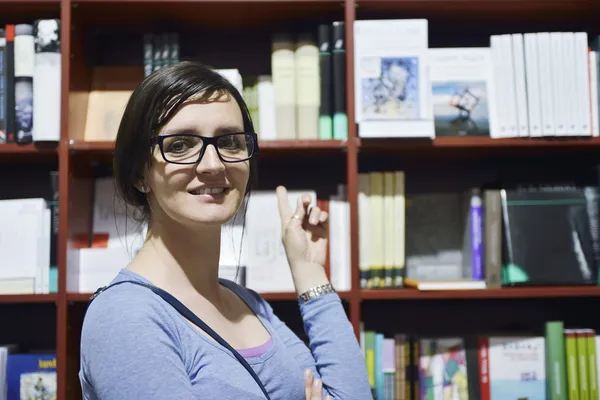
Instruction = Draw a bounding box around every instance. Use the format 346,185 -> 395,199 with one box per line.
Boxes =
113,61 -> 258,225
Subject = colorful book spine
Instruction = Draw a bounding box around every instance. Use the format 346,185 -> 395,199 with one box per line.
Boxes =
586,329 -> 598,400
317,24 -> 332,140
331,21 -> 347,140
470,189 -> 483,280
545,321 -> 567,400
564,329 -> 580,400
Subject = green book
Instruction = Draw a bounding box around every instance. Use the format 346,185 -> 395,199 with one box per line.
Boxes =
565,329 -> 580,400
546,321 -> 567,400
576,330 -> 589,400
586,329 -> 598,400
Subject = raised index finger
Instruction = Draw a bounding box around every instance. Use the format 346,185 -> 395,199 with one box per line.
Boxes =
275,185 -> 293,224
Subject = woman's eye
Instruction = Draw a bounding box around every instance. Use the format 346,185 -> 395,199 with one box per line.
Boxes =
167,140 -> 188,153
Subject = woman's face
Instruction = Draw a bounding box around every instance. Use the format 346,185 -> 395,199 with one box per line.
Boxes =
144,92 -> 250,229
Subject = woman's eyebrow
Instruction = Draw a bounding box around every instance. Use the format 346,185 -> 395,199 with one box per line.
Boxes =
161,124 -> 244,136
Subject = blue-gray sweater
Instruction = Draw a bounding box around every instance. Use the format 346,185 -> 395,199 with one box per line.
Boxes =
79,269 -> 371,399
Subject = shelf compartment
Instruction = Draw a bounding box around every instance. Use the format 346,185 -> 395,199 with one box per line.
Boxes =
360,286 -> 600,300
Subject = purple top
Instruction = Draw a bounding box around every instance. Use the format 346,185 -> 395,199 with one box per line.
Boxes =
237,337 -> 274,358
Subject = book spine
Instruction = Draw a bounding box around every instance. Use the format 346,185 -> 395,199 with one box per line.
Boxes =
484,190 -> 502,288
477,337 -> 491,400
169,32 -> 179,64
586,329 -> 598,400
470,190 -> 483,280
5,25 -> 15,143
143,33 -> 153,78
576,329 -> 589,399
14,24 -> 34,144
0,29 -> 6,143
331,21 -> 347,140
152,34 -> 162,72
317,24 -> 332,140
545,321 -> 568,400
32,19 -> 61,142
565,329 -> 580,400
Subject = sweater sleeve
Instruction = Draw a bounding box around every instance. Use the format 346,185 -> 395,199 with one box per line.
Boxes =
79,287 -> 196,400
252,290 -> 371,400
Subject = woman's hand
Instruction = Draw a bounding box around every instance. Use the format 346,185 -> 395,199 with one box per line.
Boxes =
276,185 -> 331,295
304,369 -> 332,400
276,186 -> 328,270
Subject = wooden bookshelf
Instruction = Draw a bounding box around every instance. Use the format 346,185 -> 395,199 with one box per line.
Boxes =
0,0 -> 598,398
67,290 -> 352,303
360,286 -> 600,300
69,139 -> 347,153
0,294 -> 58,304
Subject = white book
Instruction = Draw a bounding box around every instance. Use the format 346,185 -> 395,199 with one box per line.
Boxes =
244,190 -> 316,293
574,32 -> 592,136
537,32 -> 556,136
428,47 -> 497,138
358,173 -> 370,289
256,75 -> 277,140
501,34 -> 519,137
550,32 -> 567,136
354,19 -> 434,138
523,33 -> 543,137
393,171 -> 405,287
511,34 -> 530,137
0,198 -> 50,294
589,51 -> 599,137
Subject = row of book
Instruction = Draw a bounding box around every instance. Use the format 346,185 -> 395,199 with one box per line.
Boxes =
6,167 -> 600,294
81,23 -> 349,144
354,19 -> 600,140
0,19 -> 61,145
361,321 -> 597,400
1,176 -> 352,295
359,169 -> 600,290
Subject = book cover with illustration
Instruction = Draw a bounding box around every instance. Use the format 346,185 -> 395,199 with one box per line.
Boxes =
360,56 -> 420,121
418,338 -> 469,400
353,19 -> 434,138
6,353 -> 56,400
478,336 -> 546,400
428,48 -> 497,138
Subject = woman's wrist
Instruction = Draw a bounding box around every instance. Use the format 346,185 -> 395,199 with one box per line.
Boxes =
290,262 -> 331,296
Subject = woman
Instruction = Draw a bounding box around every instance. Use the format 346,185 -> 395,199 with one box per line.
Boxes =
78,61 -> 371,399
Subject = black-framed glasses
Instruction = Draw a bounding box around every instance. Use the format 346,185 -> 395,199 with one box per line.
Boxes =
151,132 -> 258,165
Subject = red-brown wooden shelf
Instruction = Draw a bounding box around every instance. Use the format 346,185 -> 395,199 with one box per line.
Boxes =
67,290 -> 351,303
69,139 -> 346,153
357,136 -> 600,150
360,286 -> 600,300
0,294 -> 58,304
0,142 -> 58,154
73,0 -> 339,2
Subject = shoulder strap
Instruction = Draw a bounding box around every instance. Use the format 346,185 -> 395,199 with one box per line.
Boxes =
89,281 -> 271,400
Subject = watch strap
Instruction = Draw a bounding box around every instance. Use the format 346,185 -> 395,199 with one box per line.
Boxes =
298,283 -> 336,304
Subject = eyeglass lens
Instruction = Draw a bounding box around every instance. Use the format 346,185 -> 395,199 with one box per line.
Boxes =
161,133 -> 254,163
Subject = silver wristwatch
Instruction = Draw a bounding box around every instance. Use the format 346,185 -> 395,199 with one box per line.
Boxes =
298,283 -> 336,304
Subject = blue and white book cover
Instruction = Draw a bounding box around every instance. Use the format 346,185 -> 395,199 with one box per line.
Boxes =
6,353 -> 56,400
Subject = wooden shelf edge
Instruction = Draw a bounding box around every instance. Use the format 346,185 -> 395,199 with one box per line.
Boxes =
0,0 -> 59,3
357,136 -> 600,150
0,142 -> 59,154
69,139 -> 346,152
73,0 -> 340,3
67,290 -> 351,303
360,286 -> 600,300
0,294 -> 58,304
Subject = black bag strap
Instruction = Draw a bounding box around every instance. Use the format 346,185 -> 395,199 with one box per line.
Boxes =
89,280 -> 271,400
